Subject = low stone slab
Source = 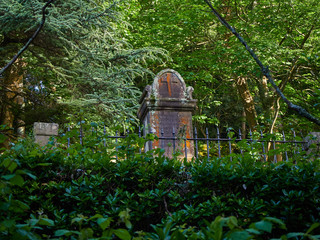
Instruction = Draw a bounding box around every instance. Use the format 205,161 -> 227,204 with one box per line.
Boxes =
34,122 -> 59,146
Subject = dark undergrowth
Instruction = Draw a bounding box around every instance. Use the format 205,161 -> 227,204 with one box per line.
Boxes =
1,132 -> 320,239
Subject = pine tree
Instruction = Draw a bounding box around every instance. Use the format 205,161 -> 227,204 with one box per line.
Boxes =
0,0 -> 167,137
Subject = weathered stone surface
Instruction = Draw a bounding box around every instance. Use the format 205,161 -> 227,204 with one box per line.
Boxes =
34,122 -> 59,136
34,122 -> 59,146
138,69 -> 197,159
34,135 -> 54,147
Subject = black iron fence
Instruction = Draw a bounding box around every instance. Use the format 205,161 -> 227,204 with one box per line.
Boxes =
59,123 -> 309,162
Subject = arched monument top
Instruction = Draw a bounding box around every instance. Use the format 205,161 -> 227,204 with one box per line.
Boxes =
151,69 -> 189,99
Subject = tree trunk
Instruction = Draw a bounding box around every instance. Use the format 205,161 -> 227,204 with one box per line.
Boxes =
0,61 -> 24,147
235,77 -> 257,130
241,109 -> 246,139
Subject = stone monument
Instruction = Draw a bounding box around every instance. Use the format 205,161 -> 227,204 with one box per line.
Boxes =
137,69 -> 197,159
34,122 -> 59,146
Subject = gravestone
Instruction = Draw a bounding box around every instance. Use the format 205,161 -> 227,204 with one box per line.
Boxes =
137,69 -> 197,159
34,122 -> 59,146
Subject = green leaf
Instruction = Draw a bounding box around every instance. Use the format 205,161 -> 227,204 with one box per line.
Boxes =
1,219 -> 15,228
72,217 -> 86,224
54,229 -> 80,237
97,217 -> 112,230
306,223 -> 320,234
246,228 -> 261,235
10,174 -> 24,187
210,216 -> 224,240
264,217 -> 286,230
38,218 -> 54,226
80,228 -> 94,240
172,229 -> 186,240
16,229 -> 39,240
0,134 -> 7,143
254,220 -> 272,233
89,214 -> 103,220
14,200 -> 30,211
26,173 -> 36,180
113,229 -> 131,240
227,216 -> 238,229
24,171 -> 37,180
1,158 -> 11,168
125,220 -> 132,229
36,163 -> 52,167
287,232 -> 304,238
8,161 -> 18,173
228,230 -> 252,240
2,174 -> 15,180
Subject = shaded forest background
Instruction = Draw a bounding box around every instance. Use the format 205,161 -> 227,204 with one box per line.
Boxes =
1,1 -> 320,239
1,0 -> 320,140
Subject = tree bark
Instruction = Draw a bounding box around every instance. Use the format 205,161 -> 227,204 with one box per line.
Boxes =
235,77 -> 257,129
0,62 -> 24,147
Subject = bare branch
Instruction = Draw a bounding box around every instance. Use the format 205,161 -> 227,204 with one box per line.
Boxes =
0,0 -> 55,76
204,0 -> 320,126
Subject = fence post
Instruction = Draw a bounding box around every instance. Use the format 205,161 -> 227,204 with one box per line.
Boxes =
115,131 -> 118,161
228,129 -> 232,161
293,130 -> 299,154
103,125 -> 106,148
206,128 -> 210,160
67,126 -> 70,157
195,127 -> 198,159
173,127 -> 176,154
161,128 -> 164,150
139,126 -> 142,154
217,127 -> 221,158
249,129 -> 253,151
271,130 -> 277,163
282,131 -> 289,161
79,123 -> 83,146
260,130 -> 266,162
239,129 -> 243,155
184,131 -> 187,160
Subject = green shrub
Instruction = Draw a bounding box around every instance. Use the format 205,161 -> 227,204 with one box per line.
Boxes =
1,131 -> 320,239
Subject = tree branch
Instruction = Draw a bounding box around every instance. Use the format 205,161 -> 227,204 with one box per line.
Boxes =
204,0 -> 320,126
0,0 -> 55,76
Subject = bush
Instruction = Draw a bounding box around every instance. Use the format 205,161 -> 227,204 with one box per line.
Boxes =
1,133 -> 320,239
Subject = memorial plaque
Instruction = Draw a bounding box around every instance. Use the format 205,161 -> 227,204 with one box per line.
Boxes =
138,69 -> 197,159
34,122 -> 59,147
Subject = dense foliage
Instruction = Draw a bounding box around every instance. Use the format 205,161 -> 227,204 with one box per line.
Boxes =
0,0 -> 167,135
1,0 -> 320,137
1,133 -> 320,239
1,1 -> 320,238
129,0 -> 320,132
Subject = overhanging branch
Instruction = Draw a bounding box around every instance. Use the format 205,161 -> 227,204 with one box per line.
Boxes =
204,0 -> 320,126
0,0 -> 55,76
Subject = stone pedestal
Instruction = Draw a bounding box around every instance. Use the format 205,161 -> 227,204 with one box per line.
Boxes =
137,69 -> 197,159
34,122 -> 59,146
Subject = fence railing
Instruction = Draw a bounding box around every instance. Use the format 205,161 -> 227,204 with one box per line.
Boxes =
59,123 -> 309,162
